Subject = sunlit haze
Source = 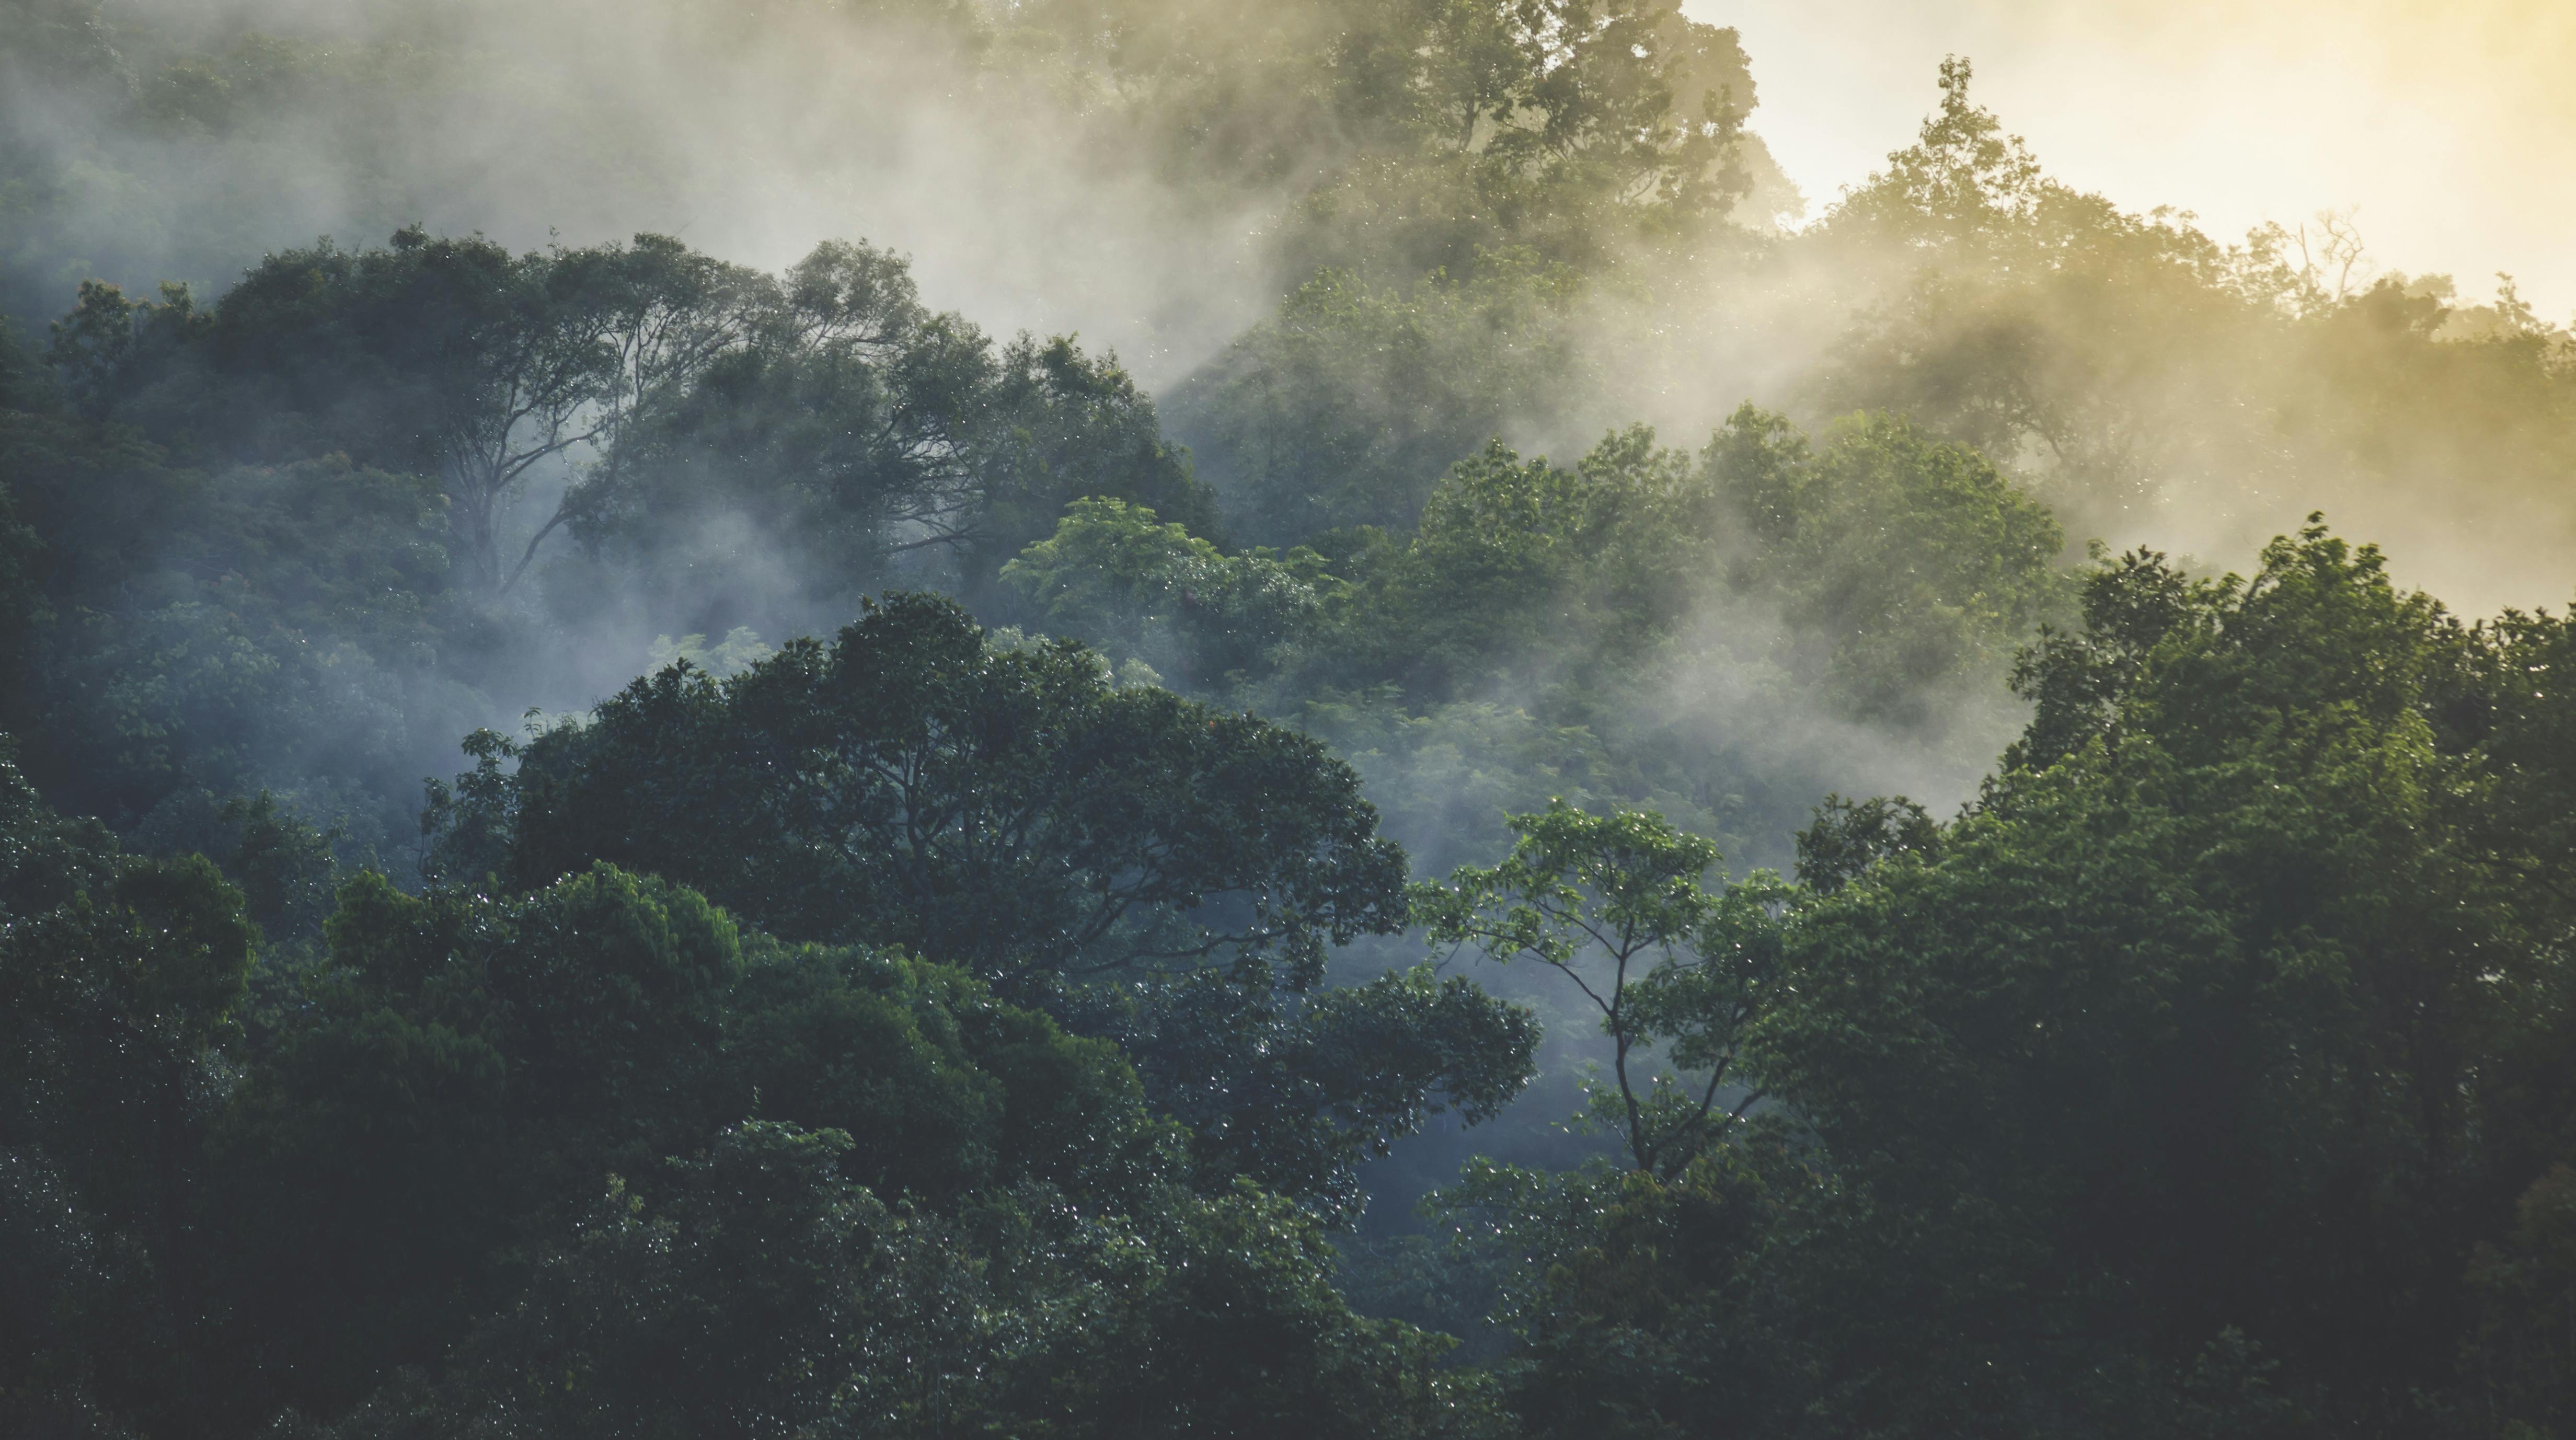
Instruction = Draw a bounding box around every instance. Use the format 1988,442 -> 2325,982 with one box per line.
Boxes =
1709,0 -> 2576,319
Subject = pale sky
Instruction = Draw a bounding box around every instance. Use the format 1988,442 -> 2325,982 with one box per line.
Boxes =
1696,0 -> 2576,320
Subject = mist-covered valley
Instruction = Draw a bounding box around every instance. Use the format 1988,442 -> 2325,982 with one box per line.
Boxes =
7,1 -> 2576,1435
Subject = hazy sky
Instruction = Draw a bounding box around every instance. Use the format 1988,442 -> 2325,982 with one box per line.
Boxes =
1702,0 -> 2576,319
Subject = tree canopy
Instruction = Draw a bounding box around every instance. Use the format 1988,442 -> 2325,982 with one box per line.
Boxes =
5,9 -> 2576,1437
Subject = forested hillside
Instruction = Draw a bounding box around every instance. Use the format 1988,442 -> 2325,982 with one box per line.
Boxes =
6,0 -> 2576,1435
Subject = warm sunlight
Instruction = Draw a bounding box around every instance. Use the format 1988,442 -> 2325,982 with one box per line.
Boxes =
8,5 -> 2576,1436
1715,0 -> 2576,316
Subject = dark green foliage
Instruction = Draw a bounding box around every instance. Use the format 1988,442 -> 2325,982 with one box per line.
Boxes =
0,224 -> 1225,880
1704,405 -> 2076,723
426,591 -> 1536,1213
0,741 -> 259,1437
361,1122 -> 911,1439
4,737 -> 1502,1437
43,227 -> 1213,618
1000,495 -> 1338,687
6,442 -> 456,837
308,1127 -> 1507,1440
441,590 -> 1407,985
1030,404 -> 2070,727
1472,523 -> 2576,1437
561,241 -> 1214,623
1297,407 -> 2071,719
1166,258 -> 1592,546
0,315 -> 467,846
11,11 -> 2576,1439
1415,802 -> 1787,1178
73,231 -> 610,591
1095,963 -> 1540,1214
2460,1165 -> 2576,1437
965,335 -> 1220,606
1791,793 -> 1939,893
1493,1144 -> 1825,1440
214,860 -> 1168,1409
0,466 -> 41,683
1008,408 -> 2072,876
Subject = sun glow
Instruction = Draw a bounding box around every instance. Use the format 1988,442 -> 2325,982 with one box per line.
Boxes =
1708,0 -> 2576,317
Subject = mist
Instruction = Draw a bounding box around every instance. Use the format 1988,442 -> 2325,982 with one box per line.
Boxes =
9,5 -> 2576,1433
14,0 -> 2569,617
11,0 -> 2569,1152
1711,0 -> 2576,321
1,0 -> 1281,379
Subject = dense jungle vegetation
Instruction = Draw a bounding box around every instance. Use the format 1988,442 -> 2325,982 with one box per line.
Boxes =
6,0 -> 2576,1435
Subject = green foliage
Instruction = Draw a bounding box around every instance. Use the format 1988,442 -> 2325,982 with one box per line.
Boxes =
1,763 -> 1322,1435
1010,0 -> 1784,281
4,722 -> 1504,1437
1790,792 -> 1940,894
2462,1165 -> 2576,1438
0,227 -> 1231,873
1727,524 -> 2576,1432
0,351 -> 466,844
561,239 -> 1215,620
1349,521 -> 2576,1438
0,460 -> 41,681
644,624 -> 773,678
1416,801 -> 1786,1177
423,591 -> 1535,1212
1487,1143 -> 1828,1439
45,279 -> 207,421
1098,961 -> 1539,1215
0,739 -> 260,1436
443,590 -> 1407,985
13,13 -> 2576,1438
1295,691 -> 1628,873
1001,495 -> 1337,684
996,406 -> 2070,878
47,227 -> 1212,614
221,860 -> 1186,1413
1166,257 -> 1594,545
1811,62 -> 2576,589
313,1130 -> 1509,1440
1288,409 -> 2068,720
1705,404 -> 2076,723
164,229 -> 623,592
21,485 -> 457,840
966,334 -> 1221,602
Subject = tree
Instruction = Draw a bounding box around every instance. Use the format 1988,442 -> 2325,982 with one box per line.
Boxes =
440,590 -> 1408,984
425,592 -> 1534,1211
962,334 -> 1219,606
0,736 -> 261,1437
212,854 -> 1177,1424
1740,523 -> 2576,1433
1703,404 -> 2075,724
999,496 -> 1337,686
1475,1142 -> 1831,1440
199,227 -> 625,592
2460,1165 -> 2576,1438
555,239 -> 1216,625
1163,256 -> 1592,546
1414,801 -> 1786,1178
1820,56 -> 2049,255
312,1124 -> 1512,1440
0,383 -> 454,837
501,233 -> 773,592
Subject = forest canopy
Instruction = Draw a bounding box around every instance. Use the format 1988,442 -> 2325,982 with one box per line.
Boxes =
5,0 -> 2576,1436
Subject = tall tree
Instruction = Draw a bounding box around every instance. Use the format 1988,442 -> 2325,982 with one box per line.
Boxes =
424,592 -> 1534,1212
1414,801 -> 1786,1177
